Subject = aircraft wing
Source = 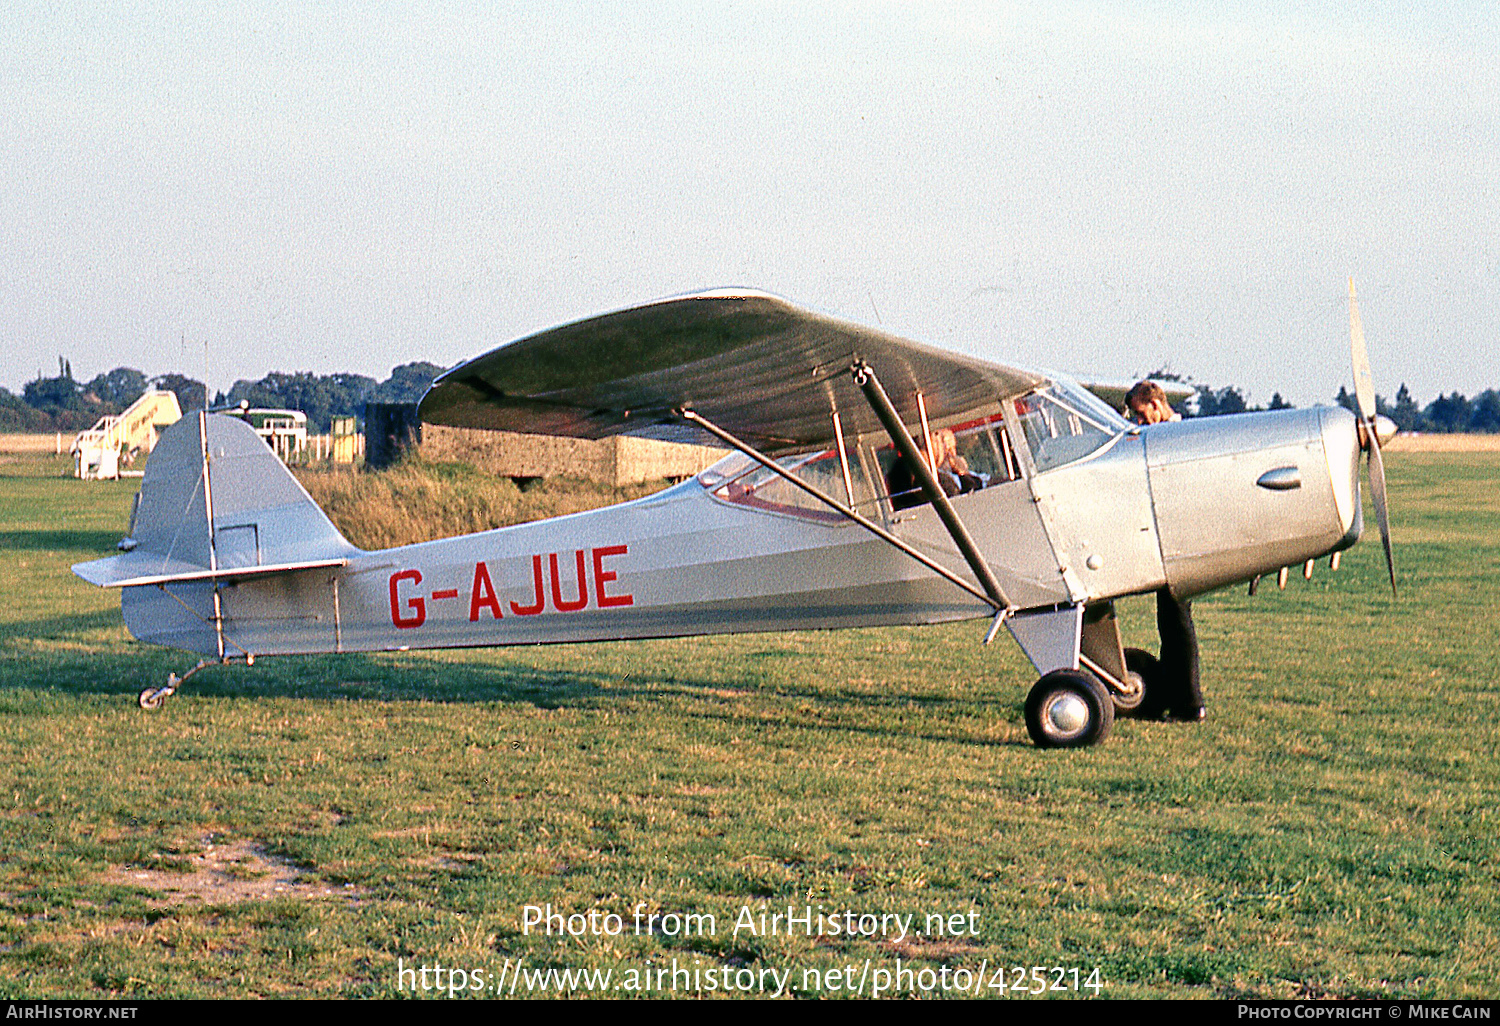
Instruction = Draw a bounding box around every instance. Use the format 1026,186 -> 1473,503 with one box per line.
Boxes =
419,290 -> 1045,453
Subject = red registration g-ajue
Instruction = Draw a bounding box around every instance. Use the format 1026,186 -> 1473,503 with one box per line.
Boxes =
389,545 -> 633,629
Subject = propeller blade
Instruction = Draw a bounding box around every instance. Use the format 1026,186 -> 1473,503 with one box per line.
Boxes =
1349,278 -> 1377,421
1365,427 -> 1397,595
1349,277 -> 1395,594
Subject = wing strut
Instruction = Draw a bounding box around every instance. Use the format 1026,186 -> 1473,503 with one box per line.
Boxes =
851,361 -> 1015,614
675,408 -> 1003,612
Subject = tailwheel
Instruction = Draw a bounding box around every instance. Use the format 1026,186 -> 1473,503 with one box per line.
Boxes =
1025,669 -> 1114,748
137,660 -> 215,711
1118,647 -> 1165,720
138,679 -> 175,711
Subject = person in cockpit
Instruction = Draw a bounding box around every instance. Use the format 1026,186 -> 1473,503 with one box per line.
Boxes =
887,429 -> 981,510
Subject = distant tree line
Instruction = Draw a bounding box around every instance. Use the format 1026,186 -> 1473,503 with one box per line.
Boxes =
1158,373 -> 1500,433
1188,384 -> 1293,417
1334,384 -> 1500,434
8,356 -> 1499,435
2,358 -> 446,434
219,362 -> 444,432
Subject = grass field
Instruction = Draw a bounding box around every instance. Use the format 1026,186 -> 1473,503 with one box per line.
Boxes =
0,450 -> 1496,999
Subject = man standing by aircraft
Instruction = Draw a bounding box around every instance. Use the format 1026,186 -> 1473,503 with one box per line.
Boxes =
1125,382 -> 1206,723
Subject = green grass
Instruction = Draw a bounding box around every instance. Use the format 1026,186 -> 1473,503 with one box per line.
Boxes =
0,451 -> 1496,998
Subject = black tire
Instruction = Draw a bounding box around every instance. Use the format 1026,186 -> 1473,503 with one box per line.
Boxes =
1109,657 -> 1148,713
1024,669 -> 1114,748
1119,647 -> 1166,720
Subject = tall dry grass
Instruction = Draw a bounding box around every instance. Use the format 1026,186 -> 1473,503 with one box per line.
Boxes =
292,458 -> 672,550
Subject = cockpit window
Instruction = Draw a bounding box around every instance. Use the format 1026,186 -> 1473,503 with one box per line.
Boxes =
873,412 -> 1021,511
700,449 -> 873,521
1013,386 -> 1121,473
950,414 -> 1022,485
697,452 -> 754,490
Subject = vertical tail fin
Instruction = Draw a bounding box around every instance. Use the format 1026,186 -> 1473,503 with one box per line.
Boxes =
74,413 -> 357,587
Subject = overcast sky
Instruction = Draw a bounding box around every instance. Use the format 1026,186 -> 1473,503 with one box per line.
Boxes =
3,1 -> 1496,408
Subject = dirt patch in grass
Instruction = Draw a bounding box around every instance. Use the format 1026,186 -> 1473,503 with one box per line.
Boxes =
102,839 -> 360,906
412,853 -> 482,871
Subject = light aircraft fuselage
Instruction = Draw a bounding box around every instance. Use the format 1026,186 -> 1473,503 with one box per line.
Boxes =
98,395 -> 1361,661
72,288 -> 1390,748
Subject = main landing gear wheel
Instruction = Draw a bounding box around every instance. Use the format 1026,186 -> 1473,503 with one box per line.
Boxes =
1025,669 -> 1114,748
1118,647 -> 1164,720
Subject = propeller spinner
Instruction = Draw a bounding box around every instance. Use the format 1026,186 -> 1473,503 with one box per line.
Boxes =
1348,278 -> 1397,595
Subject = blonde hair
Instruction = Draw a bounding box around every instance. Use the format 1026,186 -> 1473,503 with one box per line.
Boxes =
934,428 -> 968,474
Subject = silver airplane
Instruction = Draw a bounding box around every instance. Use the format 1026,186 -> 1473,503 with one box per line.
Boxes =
73,283 -> 1396,748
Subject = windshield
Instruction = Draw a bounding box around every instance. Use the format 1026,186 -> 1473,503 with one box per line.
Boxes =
1013,384 -> 1123,473
1051,375 -> 1135,431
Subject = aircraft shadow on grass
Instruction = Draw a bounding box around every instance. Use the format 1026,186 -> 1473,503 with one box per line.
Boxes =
0,528 -> 127,555
0,608 -> 125,645
2,612 -> 1025,745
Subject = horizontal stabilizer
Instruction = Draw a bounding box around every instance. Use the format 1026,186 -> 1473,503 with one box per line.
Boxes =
73,554 -> 347,589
